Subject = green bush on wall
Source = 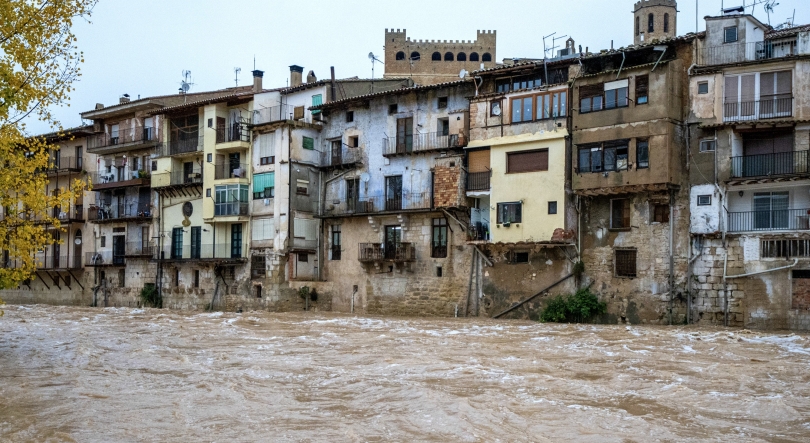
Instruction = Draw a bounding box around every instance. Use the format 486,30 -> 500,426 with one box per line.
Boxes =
540,289 -> 606,323
140,285 -> 162,308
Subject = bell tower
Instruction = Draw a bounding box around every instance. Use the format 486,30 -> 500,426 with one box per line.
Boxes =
634,0 -> 677,45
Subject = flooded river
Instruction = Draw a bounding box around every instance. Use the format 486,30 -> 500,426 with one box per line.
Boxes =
1,305 -> 809,442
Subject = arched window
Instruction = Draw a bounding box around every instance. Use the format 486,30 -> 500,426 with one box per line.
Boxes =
444,52 -> 454,61
470,52 -> 480,62
636,16 -> 640,36
648,13 -> 654,33
396,51 -> 405,61
482,53 -> 492,62
664,13 -> 670,32
410,51 -> 420,61
432,52 -> 441,61
457,52 -> 467,62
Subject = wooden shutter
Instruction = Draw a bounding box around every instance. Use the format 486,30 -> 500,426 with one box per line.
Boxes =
741,74 -> 756,102
776,71 -> 792,95
760,72 -> 775,97
468,150 -> 490,173
507,149 -> 548,173
635,75 -> 649,97
294,106 -> 305,120
580,83 -> 604,98
724,76 -> 738,102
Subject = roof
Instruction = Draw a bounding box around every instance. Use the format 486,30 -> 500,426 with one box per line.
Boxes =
81,87 -> 257,119
149,89 -> 261,115
473,57 -> 579,76
312,79 -> 474,111
581,32 -> 703,61
767,24 -> 810,40
280,77 -> 409,94
699,118 -> 810,129
36,124 -> 95,141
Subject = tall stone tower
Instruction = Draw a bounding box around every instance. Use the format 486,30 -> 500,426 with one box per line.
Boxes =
633,0 -> 677,45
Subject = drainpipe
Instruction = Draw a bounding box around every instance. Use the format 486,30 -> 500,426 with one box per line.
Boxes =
668,187 -> 675,325
317,169 -> 323,282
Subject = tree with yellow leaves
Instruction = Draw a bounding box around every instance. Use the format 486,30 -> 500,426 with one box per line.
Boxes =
0,0 -> 98,313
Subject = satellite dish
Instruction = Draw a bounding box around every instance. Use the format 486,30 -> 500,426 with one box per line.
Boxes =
492,102 -> 502,116
180,82 -> 191,93
360,172 -> 371,183
368,52 -> 376,60
74,238 -> 82,245
459,69 -> 468,79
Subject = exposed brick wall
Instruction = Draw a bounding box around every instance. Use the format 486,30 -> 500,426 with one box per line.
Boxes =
792,278 -> 810,310
433,157 -> 465,208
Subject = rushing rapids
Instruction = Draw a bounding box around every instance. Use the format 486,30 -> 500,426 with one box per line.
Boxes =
1,304 -> 809,442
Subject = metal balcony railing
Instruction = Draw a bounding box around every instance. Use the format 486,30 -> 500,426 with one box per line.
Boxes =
86,251 -> 125,267
253,105 -> 296,124
38,254 -> 83,270
88,127 -> 157,150
727,208 -> 810,233
214,202 -> 249,217
88,170 -> 151,189
47,156 -> 83,171
215,162 -> 248,180
321,192 -> 431,216
88,201 -> 152,222
358,243 -> 415,262
155,244 -> 245,261
724,97 -> 793,122
321,144 -> 362,168
215,122 -> 250,144
157,136 -> 203,157
698,40 -> 798,66
0,257 -> 23,269
125,241 -> 155,257
731,150 -> 809,178
168,167 -> 203,186
383,131 -> 468,156
52,205 -> 84,221
466,171 -> 491,191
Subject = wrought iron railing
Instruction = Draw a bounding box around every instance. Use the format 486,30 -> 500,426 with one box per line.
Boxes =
727,208 -> 810,232
724,97 -> 793,122
466,171 -> 491,191
731,150 -> 809,178
168,167 -> 203,186
321,192 -> 431,216
125,241 -> 155,257
358,243 -> 415,262
215,122 -> 250,144
321,144 -> 362,167
214,202 -> 249,217
88,127 -> 157,150
86,251 -> 125,267
88,201 -> 152,222
48,156 -> 83,171
214,162 -> 248,180
38,254 -> 84,270
383,130 -> 468,156
157,136 -> 203,157
253,105 -> 296,124
88,170 -> 151,188
155,244 -> 245,260
698,40 -> 798,65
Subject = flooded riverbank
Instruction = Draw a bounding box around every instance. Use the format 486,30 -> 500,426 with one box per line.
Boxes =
1,304 -> 809,442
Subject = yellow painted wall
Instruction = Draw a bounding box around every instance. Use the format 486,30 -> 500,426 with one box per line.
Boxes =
488,132 -> 566,243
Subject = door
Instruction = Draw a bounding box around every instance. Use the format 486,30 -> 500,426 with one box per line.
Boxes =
75,146 -> 83,169
143,117 -> 154,141
231,224 -> 243,258
171,227 -> 183,259
396,117 -> 413,153
141,226 -> 150,255
138,187 -> 151,216
754,192 -> 789,230
216,116 -> 226,143
113,235 -> 125,265
229,153 -> 241,178
384,226 -> 402,260
190,227 -> 201,259
742,131 -> 795,176
331,140 -> 342,166
184,161 -> 194,184
346,178 -> 359,212
385,176 -> 403,211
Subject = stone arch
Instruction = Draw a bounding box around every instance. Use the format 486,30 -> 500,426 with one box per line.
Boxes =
470,52 -> 480,62
410,51 -> 420,61
444,52 -> 454,61
396,51 -> 405,61
432,52 -> 441,61
482,53 -> 492,62
457,52 -> 467,61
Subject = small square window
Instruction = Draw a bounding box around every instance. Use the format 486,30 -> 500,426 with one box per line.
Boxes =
491,101 -> 502,117
697,82 -> 709,94
346,111 -> 354,123
100,236 -> 106,247
699,140 -> 716,152
207,153 -> 212,162
298,253 -> 309,262
512,252 -> 530,264
151,160 -> 157,172
697,195 -> 712,206
388,104 -> 398,115
302,136 -> 314,150
615,249 -> 637,278
206,188 -> 211,197
438,96 -> 448,109
548,201 -> 558,214
349,136 -> 359,148
652,204 -> 670,223
724,26 -> 738,43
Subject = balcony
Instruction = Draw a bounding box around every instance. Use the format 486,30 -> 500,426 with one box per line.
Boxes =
88,201 -> 152,223
155,136 -> 203,157
215,122 -> 250,144
54,205 -> 84,223
125,241 -> 155,258
38,254 -> 83,270
698,40 -> 798,66
88,171 -> 151,191
466,171 -> 491,192
320,144 -> 362,169
321,193 -> 432,217
358,243 -> 415,263
382,131 -> 468,157
724,97 -> 793,122
46,156 -> 83,174
253,105 -> 296,125
214,202 -> 249,217
727,208 -> 810,233
86,251 -> 125,267
214,162 -> 248,180
164,167 -> 203,187
731,150 -> 809,178
87,126 -> 159,154
154,244 -> 246,262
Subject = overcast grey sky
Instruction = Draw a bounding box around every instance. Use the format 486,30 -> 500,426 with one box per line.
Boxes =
38,0 -> 808,133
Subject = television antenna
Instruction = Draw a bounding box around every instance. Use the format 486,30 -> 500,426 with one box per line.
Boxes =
179,70 -> 194,94
369,52 -> 384,93
234,67 -> 241,87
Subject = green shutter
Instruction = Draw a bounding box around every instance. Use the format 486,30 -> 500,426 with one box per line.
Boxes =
302,136 -> 314,150
253,172 -> 275,193
312,94 -> 322,115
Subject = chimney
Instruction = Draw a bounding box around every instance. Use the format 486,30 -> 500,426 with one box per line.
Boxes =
306,70 -> 317,84
95,103 -> 104,110
289,65 -> 304,88
252,70 -> 264,93
119,94 -> 130,104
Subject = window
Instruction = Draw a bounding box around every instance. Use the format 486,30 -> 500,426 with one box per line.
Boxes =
762,240 -> 810,259
100,236 -> 106,247
664,13 -> 669,33
490,101 -> 501,117
648,13 -> 654,33
410,51 -> 420,61
577,141 -> 630,173
171,227 -> 183,259
432,218 -> 448,258
293,106 -> 305,120
253,172 -> 275,199
444,52 -> 454,61
151,160 -> 157,172
615,249 -> 637,278
457,52 -> 467,61
470,52 -> 480,62
396,51 -> 405,60
118,269 -> 125,288
635,75 -> 649,104
507,149 -> 548,173
697,195 -> 712,206
206,188 -> 211,198
346,111 -> 354,122
482,53 -> 492,62
636,140 -> 649,169
436,266 -> 443,277
207,153 -> 212,162
497,202 -> 522,224
258,133 -> 275,164
348,136 -> 359,148
298,253 -> 308,262
193,270 -> 199,288
388,104 -> 398,115
511,96 -> 534,122
548,201 -> 558,214
331,225 -> 341,260
311,94 -> 323,114
302,136 -> 314,150
214,184 -> 249,216
724,26 -> 738,43
652,204 -> 669,223
604,79 -> 629,109
512,252 -> 529,264
699,139 -> 716,152
636,16 -> 640,36
255,286 -> 262,298
296,179 -> 309,195
579,83 -> 604,113
610,199 -> 630,229
432,52 -> 441,61
260,156 -> 275,165
437,96 -> 448,109
753,192 -> 789,230
698,81 -> 709,94
438,118 -> 449,136
174,269 -> 180,287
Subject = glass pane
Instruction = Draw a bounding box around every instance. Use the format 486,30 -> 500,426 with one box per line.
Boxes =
560,92 -> 567,116
637,142 -> 649,168
579,149 -> 590,172
552,93 -> 559,117
604,148 -> 616,171
581,97 -> 591,113
593,96 -> 602,111
618,88 -> 628,106
592,149 -> 602,171
523,98 -> 533,121
543,95 -> 550,119
512,98 -> 522,122
605,90 -> 616,109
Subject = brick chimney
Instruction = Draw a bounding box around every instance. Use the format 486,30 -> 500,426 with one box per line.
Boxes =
252,70 -> 264,93
289,65 -> 304,88
119,94 -> 130,104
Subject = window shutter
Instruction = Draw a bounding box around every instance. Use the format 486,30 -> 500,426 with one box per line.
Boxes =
776,71 -> 792,95
302,137 -> 314,150
253,172 -> 275,194
507,150 -> 548,173
294,106 -> 305,120
724,76 -> 738,102
760,72 -> 775,97
468,150 -> 490,172
741,74 -> 756,102
311,94 -> 323,115
635,75 -> 649,97
580,83 -> 604,98
252,218 -> 275,241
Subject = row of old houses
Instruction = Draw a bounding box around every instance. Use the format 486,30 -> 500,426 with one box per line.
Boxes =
3,1 -> 810,330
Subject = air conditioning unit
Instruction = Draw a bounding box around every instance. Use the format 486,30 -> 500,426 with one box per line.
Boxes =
263,199 -> 270,206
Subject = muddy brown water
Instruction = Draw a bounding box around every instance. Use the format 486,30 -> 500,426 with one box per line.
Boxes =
1,305 -> 809,442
